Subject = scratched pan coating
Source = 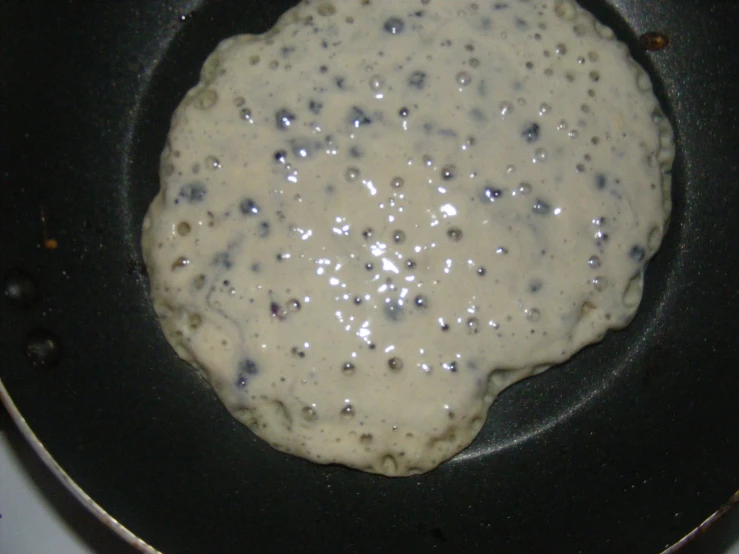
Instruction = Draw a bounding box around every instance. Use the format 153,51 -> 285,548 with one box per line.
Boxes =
1,1 -> 738,553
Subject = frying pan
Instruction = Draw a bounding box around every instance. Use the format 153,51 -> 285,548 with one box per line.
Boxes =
1,0 -> 738,552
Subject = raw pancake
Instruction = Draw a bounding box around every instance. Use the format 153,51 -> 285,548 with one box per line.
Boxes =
142,0 -> 674,476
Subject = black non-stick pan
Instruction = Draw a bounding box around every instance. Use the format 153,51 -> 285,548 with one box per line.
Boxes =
2,1 -> 738,552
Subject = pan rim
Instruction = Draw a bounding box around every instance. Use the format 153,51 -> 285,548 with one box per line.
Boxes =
661,492 -> 739,554
0,379 -> 159,554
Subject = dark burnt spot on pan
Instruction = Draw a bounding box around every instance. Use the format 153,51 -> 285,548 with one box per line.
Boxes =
640,344 -> 671,387
39,205 -> 59,250
639,32 -> 670,51
4,270 -> 39,308
24,328 -> 62,369
417,522 -> 449,544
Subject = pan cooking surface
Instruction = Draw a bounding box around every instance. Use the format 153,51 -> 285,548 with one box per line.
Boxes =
1,1 -> 738,552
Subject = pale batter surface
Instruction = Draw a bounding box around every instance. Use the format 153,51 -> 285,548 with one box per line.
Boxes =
142,0 -> 674,475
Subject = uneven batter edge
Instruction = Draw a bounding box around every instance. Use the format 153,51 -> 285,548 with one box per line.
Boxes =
142,0 -> 674,476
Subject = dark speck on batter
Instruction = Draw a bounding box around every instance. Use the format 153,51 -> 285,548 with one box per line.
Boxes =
348,106 -> 372,127
179,183 -> 207,203
629,245 -> 646,262
275,108 -> 296,130
240,198 -> 260,215
274,150 -> 287,164
482,186 -> 504,202
309,100 -> 323,114
408,71 -> 427,89
236,358 -> 259,389
595,173 -> 607,190
384,299 -> 405,321
521,122 -> 540,143
213,252 -> 232,269
532,199 -> 551,215
383,17 -> 405,35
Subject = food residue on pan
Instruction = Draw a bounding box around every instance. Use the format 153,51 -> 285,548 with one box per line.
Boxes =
142,0 -> 674,476
639,32 -> 670,52
40,206 -> 58,250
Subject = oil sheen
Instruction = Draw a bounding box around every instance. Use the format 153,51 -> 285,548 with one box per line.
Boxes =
142,0 -> 674,476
